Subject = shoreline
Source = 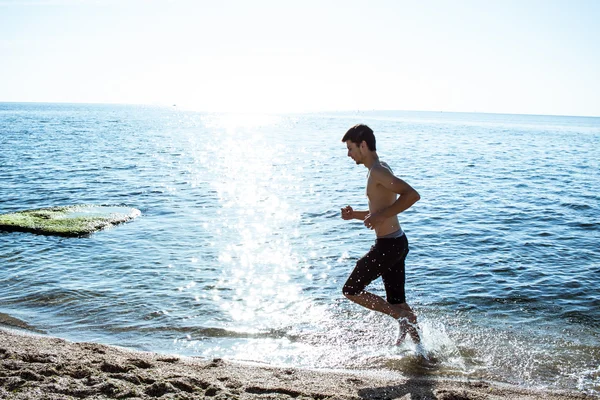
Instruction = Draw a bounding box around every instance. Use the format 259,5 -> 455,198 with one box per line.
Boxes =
0,328 -> 594,400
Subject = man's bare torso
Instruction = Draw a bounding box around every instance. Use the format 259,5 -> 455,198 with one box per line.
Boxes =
366,161 -> 401,237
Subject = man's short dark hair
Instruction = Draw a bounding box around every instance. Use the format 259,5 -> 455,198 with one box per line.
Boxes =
341,124 -> 376,151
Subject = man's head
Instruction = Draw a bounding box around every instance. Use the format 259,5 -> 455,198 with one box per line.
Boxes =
342,124 -> 376,165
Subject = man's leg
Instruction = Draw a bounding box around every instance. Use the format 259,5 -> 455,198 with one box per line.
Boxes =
344,291 -> 408,321
343,291 -> 400,318
380,235 -> 421,344
344,292 -> 420,344
343,240 -> 420,344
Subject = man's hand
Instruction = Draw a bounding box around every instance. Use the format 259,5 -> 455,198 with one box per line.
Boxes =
341,205 -> 354,220
364,211 -> 385,230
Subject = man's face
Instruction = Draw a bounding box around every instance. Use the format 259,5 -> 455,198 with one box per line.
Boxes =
346,141 -> 363,165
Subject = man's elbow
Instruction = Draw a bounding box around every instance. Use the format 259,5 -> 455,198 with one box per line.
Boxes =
400,189 -> 420,206
411,189 -> 421,204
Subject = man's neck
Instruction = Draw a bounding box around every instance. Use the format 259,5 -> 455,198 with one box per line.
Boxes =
363,152 -> 379,169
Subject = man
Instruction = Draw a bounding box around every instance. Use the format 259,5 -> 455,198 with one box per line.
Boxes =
341,124 -> 421,345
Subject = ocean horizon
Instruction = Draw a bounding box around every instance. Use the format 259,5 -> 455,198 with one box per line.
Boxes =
4,100 -> 600,119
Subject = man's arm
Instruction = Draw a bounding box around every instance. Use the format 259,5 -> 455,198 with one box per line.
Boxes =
341,206 -> 369,221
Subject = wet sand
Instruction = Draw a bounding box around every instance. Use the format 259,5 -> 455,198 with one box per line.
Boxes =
0,328 -> 593,399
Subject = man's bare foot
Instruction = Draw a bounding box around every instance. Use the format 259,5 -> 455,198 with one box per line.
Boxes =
392,303 -> 421,345
396,318 -> 409,345
408,322 -> 421,344
396,318 -> 421,345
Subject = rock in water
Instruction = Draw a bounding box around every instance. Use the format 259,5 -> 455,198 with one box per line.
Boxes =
0,205 -> 141,237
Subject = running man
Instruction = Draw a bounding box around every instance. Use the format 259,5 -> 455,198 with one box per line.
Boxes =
341,124 -> 421,345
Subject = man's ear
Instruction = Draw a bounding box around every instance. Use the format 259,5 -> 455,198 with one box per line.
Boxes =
359,140 -> 367,151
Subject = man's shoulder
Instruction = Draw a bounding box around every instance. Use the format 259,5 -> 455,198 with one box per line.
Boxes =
379,161 -> 393,173
371,162 -> 394,178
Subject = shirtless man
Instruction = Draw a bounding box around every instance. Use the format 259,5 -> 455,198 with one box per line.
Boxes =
341,124 -> 421,345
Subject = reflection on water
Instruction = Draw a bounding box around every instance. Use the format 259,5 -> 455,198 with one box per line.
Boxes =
0,104 -> 599,395
191,119 -> 308,330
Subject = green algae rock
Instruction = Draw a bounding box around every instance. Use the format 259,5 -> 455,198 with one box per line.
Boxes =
0,205 -> 141,237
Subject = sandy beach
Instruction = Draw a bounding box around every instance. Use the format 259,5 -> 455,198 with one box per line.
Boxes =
0,328 -> 594,400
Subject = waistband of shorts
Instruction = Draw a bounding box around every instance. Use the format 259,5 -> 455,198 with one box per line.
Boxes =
376,228 -> 405,239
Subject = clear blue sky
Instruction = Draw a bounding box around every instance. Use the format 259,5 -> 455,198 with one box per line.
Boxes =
1,0 -> 599,116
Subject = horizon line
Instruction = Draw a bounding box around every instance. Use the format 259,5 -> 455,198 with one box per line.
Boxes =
1,100 -> 599,119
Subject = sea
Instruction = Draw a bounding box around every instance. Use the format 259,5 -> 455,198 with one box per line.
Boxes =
1,102 -> 599,395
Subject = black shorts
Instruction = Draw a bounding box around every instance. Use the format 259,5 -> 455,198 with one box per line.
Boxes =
342,234 -> 409,304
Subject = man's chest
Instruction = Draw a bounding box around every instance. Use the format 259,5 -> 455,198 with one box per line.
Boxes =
366,175 -> 395,205
366,176 -> 380,200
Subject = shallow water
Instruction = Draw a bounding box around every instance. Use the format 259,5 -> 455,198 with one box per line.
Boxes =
1,103 -> 599,394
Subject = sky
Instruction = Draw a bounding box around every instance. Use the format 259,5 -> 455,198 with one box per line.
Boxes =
1,0 -> 599,116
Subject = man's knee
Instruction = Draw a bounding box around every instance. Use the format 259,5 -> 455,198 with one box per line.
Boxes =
342,284 -> 361,298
